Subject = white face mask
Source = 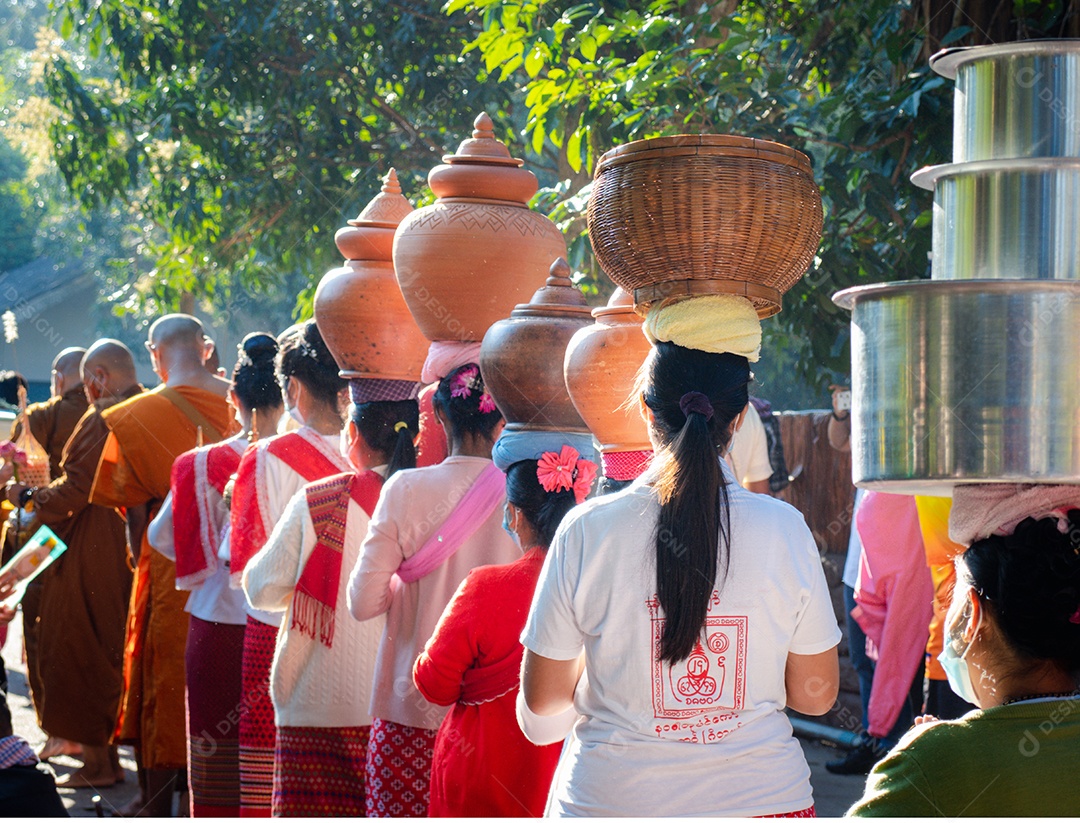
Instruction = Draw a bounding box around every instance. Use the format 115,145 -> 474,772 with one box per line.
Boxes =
937,587 -> 982,706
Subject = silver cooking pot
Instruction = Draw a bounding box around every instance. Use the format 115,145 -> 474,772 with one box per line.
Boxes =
834,279 -> 1080,493
911,158 -> 1080,281
934,40 -> 1080,163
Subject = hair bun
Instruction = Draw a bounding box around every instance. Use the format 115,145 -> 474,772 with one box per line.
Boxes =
239,332 -> 278,366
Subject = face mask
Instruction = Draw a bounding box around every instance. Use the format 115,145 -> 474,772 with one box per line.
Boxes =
937,592 -> 982,706
502,505 -> 520,548
287,404 -> 304,426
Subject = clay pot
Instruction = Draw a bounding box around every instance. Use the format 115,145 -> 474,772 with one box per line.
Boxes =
480,258 -> 593,433
564,287 -> 653,453
393,112 -> 568,343
315,169 -> 429,381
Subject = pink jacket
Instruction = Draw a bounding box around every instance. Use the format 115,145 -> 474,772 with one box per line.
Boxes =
852,491 -> 933,737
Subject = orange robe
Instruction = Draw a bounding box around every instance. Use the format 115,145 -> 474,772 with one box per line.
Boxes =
90,384 -> 236,769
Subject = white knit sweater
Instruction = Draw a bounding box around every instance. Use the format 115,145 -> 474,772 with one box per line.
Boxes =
244,484 -> 385,728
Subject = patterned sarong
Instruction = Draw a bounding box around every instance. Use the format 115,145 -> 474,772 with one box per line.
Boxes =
186,616 -> 244,817
272,725 -> 370,816
364,718 -> 437,818
239,617 -> 277,817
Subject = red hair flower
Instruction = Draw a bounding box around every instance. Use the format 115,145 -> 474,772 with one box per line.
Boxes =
478,392 -> 496,414
537,445 -> 597,504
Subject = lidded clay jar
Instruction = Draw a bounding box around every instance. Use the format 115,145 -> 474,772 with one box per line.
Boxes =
480,258 -> 593,432
314,169 -> 429,380
393,112 -> 567,343
564,287 -> 653,454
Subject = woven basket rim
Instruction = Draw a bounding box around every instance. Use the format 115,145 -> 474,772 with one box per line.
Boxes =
633,280 -> 783,319
596,135 -> 812,175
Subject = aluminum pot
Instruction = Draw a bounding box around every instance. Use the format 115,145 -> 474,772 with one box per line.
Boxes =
834,279 -> 1080,493
911,158 -> 1080,280
933,40 -> 1080,163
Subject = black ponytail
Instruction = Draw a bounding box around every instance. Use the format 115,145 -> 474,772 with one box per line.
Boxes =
351,400 -> 420,480
643,341 -> 750,664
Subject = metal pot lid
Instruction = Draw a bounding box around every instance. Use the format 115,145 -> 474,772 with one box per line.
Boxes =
930,39 -> 1080,79
909,156 -> 1080,190
832,277 -> 1080,310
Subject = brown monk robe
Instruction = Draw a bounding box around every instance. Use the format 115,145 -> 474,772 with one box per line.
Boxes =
5,347 -> 88,761
4,342 -> 143,787
90,316 -> 235,817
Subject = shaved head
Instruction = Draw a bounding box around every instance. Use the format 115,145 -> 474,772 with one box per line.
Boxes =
82,339 -> 138,401
53,348 -> 87,381
149,314 -> 205,350
51,346 -> 87,397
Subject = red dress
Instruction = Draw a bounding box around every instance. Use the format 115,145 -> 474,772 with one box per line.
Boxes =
413,548 -> 563,818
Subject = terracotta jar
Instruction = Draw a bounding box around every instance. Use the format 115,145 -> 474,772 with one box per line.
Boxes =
314,169 -> 429,381
393,112 -> 567,343
564,287 -> 653,454
480,258 -> 593,433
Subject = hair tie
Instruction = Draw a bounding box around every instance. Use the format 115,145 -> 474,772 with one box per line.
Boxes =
394,421 -> 409,433
536,445 -> 598,504
679,391 -> 714,421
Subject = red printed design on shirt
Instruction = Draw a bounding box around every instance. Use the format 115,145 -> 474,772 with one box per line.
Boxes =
647,592 -> 747,722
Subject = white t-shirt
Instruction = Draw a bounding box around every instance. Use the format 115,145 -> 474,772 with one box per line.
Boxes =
726,404 -> 773,488
842,487 -> 867,589
521,462 -> 841,818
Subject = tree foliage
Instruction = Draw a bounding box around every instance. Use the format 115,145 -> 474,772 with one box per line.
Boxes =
45,0 -> 519,311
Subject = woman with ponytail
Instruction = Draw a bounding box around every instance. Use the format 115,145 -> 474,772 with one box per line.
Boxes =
520,340 -> 841,817
413,446 -> 593,816
347,363 -> 520,817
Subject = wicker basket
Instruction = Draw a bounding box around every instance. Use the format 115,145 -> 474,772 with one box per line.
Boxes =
587,135 -> 823,318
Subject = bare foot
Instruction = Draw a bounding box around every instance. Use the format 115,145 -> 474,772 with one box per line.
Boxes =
37,736 -> 83,760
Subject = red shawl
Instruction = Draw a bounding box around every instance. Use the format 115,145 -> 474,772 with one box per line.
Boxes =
229,429 -> 349,587
171,437 -> 246,589
292,470 -> 382,647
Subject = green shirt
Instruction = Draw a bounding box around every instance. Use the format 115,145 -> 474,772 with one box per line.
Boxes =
848,698 -> 1080,817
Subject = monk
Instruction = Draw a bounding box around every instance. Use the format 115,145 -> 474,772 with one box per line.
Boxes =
6,346 -> 89,760
4,341 -> 142,786
91,315 -> 236,816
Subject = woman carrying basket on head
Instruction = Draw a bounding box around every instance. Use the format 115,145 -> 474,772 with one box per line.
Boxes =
520,297 -> 841,817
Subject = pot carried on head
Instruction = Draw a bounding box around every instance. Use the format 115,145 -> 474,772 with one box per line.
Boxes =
393,112 -> 567,345
587,134 -> 823,318
481,258 -> 593,434
314,168 -> 428,385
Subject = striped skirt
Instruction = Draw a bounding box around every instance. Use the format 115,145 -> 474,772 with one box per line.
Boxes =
364,718 -> 438,818
272,725 -> 369,816
185,617 -> 245,817
239,617 -> 278,817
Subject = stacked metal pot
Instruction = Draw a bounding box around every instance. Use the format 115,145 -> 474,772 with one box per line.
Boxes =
836,41 -> 1080,493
